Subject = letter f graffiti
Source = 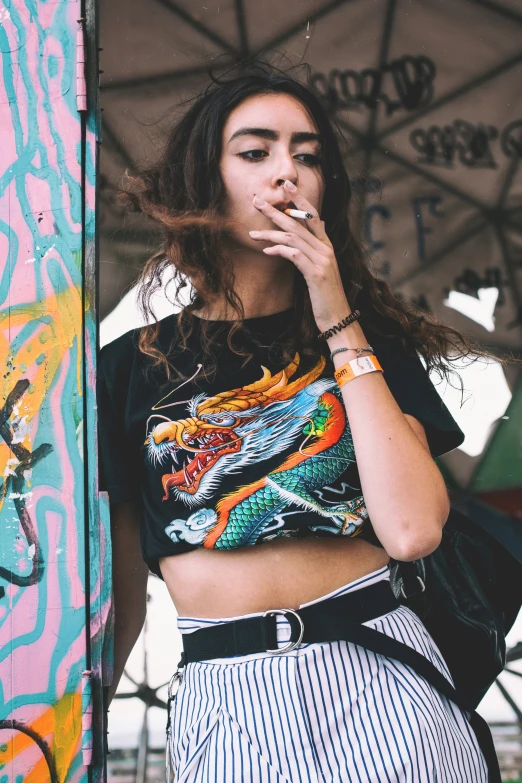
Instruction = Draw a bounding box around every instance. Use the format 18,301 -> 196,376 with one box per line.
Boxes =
412,195 -> 445,262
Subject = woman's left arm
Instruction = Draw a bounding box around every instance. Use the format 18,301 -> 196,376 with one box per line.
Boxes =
251,181 -> 450,561
328,323 -> 449,561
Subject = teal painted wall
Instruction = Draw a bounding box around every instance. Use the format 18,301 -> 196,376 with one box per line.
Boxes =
0,1 -> 108,780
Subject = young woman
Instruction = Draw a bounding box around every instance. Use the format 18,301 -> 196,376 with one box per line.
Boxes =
97,65 -> 489,781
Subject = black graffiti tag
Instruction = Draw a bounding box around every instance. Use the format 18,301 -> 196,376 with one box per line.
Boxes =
311,56 -> 436,115
0,379 -> 53,591
411,119 -> 522,167
410,120 -> 499,168
501,119 -> 522,158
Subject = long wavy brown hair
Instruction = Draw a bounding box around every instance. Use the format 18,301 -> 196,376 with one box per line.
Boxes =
119,61 -> 488,385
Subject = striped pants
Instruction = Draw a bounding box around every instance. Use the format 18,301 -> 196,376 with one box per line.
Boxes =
167,567 -> 488,782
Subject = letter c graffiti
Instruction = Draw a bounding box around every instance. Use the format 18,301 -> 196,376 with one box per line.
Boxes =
365,204 -> 391,253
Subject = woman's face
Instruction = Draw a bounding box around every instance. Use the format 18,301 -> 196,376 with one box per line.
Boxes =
219,93 -> 325,250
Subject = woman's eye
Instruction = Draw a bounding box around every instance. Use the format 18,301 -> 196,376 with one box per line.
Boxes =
296,153 -> 322,166
238,150 -> 267,161
237,151 -> 321,165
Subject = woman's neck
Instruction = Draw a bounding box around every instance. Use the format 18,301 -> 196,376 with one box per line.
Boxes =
196,250 -> 296,321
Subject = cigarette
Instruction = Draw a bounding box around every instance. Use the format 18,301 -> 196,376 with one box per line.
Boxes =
283,208 -> 314,219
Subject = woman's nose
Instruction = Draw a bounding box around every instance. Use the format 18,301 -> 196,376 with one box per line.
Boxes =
272,155 -> 298,188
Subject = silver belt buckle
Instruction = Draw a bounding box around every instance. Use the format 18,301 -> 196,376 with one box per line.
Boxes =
263,608 -> 304,654
168,666 -> 184,699
400,575 -> 426,599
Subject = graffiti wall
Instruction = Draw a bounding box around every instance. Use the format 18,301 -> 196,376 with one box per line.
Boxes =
0,0 -> 107,781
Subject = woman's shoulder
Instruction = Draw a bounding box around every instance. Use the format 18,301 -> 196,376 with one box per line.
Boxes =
98,312 -> 181,384
361,310 -> 464,457
98,327 -> 140,390
99,325 -> 139,360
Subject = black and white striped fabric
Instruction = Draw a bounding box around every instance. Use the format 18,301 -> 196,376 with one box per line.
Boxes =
168,567 -> 488,782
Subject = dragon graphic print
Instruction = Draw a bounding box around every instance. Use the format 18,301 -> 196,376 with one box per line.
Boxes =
144,353 -> 368,550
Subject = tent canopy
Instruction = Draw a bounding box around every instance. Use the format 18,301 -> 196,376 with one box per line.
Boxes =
99,0 -> 522,499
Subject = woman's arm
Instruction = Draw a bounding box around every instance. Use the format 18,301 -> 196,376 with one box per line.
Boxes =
108,500 -> 150,705
252,181 -> 450,561
327,323 -> 449,561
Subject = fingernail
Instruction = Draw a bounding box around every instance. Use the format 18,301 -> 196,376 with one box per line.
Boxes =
249,230 -> 259,236
253,196 -> 266,207
285,180 -> 297,192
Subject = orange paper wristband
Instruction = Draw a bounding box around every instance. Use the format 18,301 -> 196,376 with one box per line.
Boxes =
334,355 -> 383,388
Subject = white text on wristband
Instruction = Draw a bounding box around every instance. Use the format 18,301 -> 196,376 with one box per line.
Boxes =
334,355 -> 383,388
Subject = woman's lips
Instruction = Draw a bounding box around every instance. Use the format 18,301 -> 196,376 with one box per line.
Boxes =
272,201 -> 297,211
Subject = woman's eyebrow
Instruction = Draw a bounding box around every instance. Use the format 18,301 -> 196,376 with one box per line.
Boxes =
292,131 -> 322,144
228,127 -> 322,144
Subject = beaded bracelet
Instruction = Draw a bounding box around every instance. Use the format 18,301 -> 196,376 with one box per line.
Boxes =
318,310 -> 361,340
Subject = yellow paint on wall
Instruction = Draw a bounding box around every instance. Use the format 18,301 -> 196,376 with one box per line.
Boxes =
0,286 -> 83,404
1,692 -> 82,782
0,287 -> 83,485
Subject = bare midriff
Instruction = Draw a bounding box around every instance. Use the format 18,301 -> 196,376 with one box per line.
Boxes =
159,536 -> 390,618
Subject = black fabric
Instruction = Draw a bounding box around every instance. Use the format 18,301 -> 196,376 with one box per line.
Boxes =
363,325 -> 464,458
97,308 -> 463,578
180,580 -> 500,782
97,331 -> 143,505
182,580 -> 399,661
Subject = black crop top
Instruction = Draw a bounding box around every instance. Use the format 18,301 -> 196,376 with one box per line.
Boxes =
96,308 -> 464,579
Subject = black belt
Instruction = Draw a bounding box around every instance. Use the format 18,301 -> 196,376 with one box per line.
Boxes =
182,580 -> 397,662
176,580 -> 501,782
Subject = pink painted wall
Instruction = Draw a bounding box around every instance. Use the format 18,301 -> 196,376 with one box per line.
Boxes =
0,1 -> 108,780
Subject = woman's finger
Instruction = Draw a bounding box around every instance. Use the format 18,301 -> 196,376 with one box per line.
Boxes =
253,198 -> 331,255
283,181 -> 331,245
261,244 -> 316,277
249,229 -> 326,266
